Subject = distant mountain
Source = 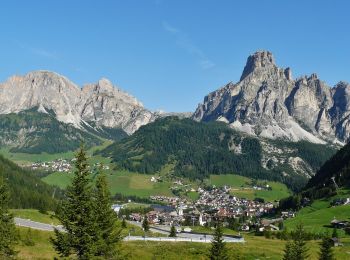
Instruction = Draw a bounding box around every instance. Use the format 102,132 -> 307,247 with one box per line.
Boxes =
0,155 -> 58,209
99,117 -> 336,190
0,71 -> 156,135
193,50 -> 350,144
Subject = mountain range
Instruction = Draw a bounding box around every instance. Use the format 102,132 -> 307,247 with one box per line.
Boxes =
193,50 -> 350,145
0,71 -> 156,135
0,50 -> 349,186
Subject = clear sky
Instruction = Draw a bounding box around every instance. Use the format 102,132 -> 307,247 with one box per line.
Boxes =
0,0 -> 349,112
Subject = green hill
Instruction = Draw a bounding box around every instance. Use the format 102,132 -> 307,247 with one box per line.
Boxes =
0,108 -> 127,154
0,155 -> 58,210
99,117 -> 335,190
279,141 -> 350,211
303,142 -> 350,198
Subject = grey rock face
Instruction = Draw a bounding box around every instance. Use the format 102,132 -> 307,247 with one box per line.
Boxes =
0,71 -> 155,134
193,51 -> 350,144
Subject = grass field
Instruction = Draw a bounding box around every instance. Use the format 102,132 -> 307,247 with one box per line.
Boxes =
15,228 -> 350,259
10,209 -> 60,225
208,174 -> 291,202
107,171 -> 173,197
0,139 -> 113,166
42,170 -> 174,197
41,171 -> 74,189
285,190 -> 350,236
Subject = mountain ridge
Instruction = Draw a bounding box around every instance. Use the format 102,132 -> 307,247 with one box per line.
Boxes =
193,50 -> 350,145
0,70 -> 156,135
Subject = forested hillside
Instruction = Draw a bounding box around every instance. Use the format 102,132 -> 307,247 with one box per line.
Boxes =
0,108 -> 126,154
301,142 -> 350,200
99,117 -> 335,191
0,155 -> 58,209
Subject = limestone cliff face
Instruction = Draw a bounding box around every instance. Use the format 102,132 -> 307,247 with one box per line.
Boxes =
79,78 -> 155,134
0,71 -> 155,134
193,51 -> 350,144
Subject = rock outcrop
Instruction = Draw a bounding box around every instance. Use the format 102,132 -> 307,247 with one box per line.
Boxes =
0,71 -> 155,134
193,51 -> 350,144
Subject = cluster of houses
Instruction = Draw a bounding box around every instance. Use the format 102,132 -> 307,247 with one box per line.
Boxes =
30,159 -> 111,173
30,159 -> 73,172
331,197 -> 350,206
124,186 -> 281,232
195,187 -> 275,219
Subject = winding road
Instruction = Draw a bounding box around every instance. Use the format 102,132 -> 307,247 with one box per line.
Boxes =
14,218 -> 245,243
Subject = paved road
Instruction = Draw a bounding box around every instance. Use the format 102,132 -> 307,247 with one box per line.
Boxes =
14,218 -> 244,243
126,221 -> 244,243
14,217 -> 64,232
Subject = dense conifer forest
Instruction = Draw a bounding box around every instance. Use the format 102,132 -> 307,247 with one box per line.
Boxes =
100,117 -> 336,191
0,155 -> 58,210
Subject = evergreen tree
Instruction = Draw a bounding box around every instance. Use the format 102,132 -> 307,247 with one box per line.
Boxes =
283,223 -> 309,260
283,241 -> 294,260
169,225 -> 177,237
51,146 -> 97,259
0,178 -> 17,258
331,228 -> 338,238
318,235 -> 334,260
94,171 -> 122,258
142,217 -> 149,232
291,223 -> 309,260
209,222 -> 229,260
121,218 -> 127,229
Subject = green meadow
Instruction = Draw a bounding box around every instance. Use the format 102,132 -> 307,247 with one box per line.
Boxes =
208,174 -> 291,202
15,227 -> 350,260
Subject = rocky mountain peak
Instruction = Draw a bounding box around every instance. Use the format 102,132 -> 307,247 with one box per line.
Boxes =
0,71 -> 156,134
194,51 -> 350,144
240,50 -> 276,80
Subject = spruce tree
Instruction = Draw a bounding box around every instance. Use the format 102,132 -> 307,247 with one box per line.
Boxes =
0,178 -> 17,258
94,171 -> 122,258
142,217 -> 149,232
51,146 -> 97,259
169,225 -> 177,237
209,222 -> 229,260
121,218 -> 127,229
292,223 -> 309,260
318,235 -> 334,260
331,228 -> 338,238
283,223 -> 309,260
283,241 -> 294,260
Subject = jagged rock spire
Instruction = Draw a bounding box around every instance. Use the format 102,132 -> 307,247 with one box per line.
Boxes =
240,50 -> 276,81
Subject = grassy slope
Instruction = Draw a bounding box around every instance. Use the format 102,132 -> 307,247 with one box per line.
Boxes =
0,139 -> 114,166
42,170 -> 174,198
208,174 -> 291,201
15,228 -> 350,260
42,171 -> 291,202
10,209 -> 60,225
285,189 -> 350,235
285,189 -> 350,236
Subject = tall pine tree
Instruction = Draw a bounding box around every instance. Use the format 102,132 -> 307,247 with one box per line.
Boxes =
169,224 -> 177,237
142,217 -> 149,232
209,222 -> 229,260
318,235 -> 334,260
283,241 -> 294,260
0,178 -> 17,258
94,170 -> 122,258
292,223 -> 309,260
51,146 -> 97,259
283,223 -> 309,260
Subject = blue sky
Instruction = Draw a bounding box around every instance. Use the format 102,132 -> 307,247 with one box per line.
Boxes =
0,0 -> 349,112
